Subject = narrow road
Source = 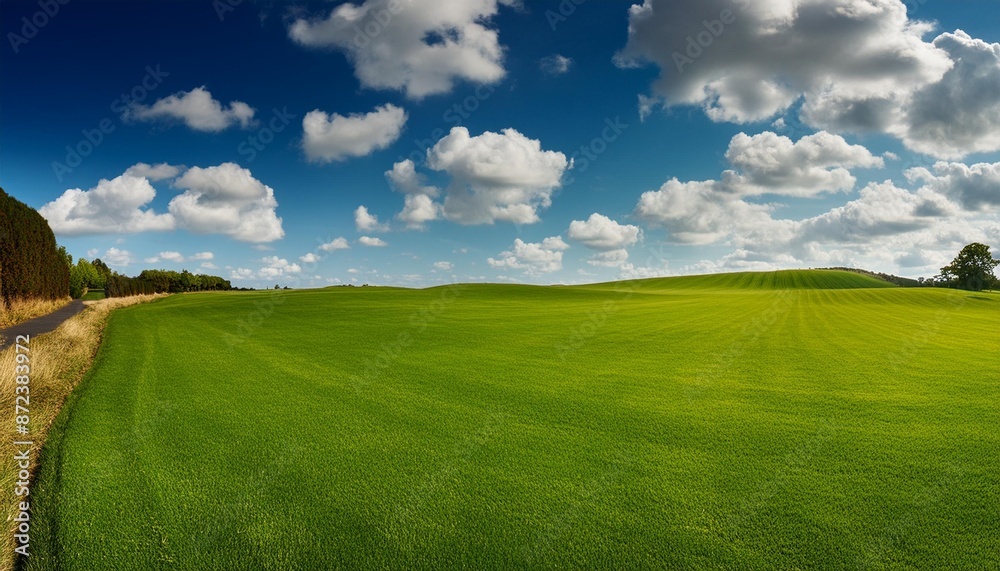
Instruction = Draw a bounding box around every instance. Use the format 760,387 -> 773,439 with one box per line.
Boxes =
0,300 -> 87,352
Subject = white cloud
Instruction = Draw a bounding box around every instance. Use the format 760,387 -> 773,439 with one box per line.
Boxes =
258,256 -> 302,278
86,248 -> 99,258
170,163 -> 284,243
300,252 -> 320,263
359,236 -> 388,247
231,268 -> 255,279
159,251 -> 185,263
427,127 -> 571,225
386,159 -> 439,196
144,256 -> 160,264
302,104 -> 407,163
616,1 -> 1000,159
397,194 -> 441,229
796,181 -> 957,243
103,247 -> 133,267
200,262 -> 218,270
720,131 -> 883,197
289,0 -> 513,99
124,162 -> 182,181
39,171 -> 176,236
433,261 -> 454,270
567,213 -> 642,250
354,205 -> 389,232
190,251 -> 214,260
539,54 -> 573,75
905,161 -> 1000,212
635,130 -> 886,244
636,178 -> 780,244
893,32 -> 1000,159
126,86 -> 255,132
588,249 -> 631,267
319,237 -> 351,251
488,236 -> 569,274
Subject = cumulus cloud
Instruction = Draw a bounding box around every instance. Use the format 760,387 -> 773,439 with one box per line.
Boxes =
302,104 -> 407,163
488,236 -> 569,274
720,131 -> 883,197
190,251 -> 214,260
319,237 -> 351,251
124,162 -> 182,181
300,252 -> 320,263
567,213 -> 643,267
427,127 -> 571,225
433,261 -> 453,270
159,251 -> 185,263
796,181 -> 957,243
386,159 -> 439,196
539,54 -> 573,75
126,86 -> 255,131
359,236 -> 388,247
893,32 -> 1000,159
259,256 -> 302,278
617,0 -> 1000,158
41,163 -> 284,243
289,0 -> 513,98
103,247 -> 133,267
588,249 -> 631,267
170,162 -> 284,242
397,194 -> 441,229
636,178 -> 780,244
354,205 -> 389,232
905,161 -> 1000,212
39,171 -> 176,236
568,213 -> 642,249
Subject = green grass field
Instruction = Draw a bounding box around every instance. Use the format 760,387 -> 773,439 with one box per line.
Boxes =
80,290 -> 105,301
25,271 -> 1000,570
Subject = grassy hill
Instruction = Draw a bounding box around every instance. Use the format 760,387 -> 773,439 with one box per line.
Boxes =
25,271 -> 1000,570
587,269 -> 898,291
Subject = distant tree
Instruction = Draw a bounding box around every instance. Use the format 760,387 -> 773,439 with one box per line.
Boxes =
57,245 -> 72,267
274,284 -> 280,290
940,243 -> 999,291
92,258 -> 111,288
68,259 -> 100,298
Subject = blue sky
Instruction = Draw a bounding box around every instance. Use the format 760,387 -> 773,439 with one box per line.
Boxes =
2,0 -> 999,287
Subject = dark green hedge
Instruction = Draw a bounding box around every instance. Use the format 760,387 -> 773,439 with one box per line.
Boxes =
0,187 -> 70,304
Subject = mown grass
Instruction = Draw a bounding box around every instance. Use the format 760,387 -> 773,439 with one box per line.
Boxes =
0,295 -> 166,571
79,290 -> 105,301
22,271 -> 1000,570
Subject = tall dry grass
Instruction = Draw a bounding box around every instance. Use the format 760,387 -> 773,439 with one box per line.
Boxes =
0,298 -> 71,329
0,294 -> 166,570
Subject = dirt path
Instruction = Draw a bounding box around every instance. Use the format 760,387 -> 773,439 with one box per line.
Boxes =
0,300 -> 87,352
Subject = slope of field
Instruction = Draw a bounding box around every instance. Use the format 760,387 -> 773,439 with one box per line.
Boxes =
26,272 -> 1000,570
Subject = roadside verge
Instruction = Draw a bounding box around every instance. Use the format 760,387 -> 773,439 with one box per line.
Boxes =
0,295 -> 167,570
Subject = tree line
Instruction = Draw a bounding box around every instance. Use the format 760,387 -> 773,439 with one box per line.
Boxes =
0,187 -> 70,306
65,257 -> 234,298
